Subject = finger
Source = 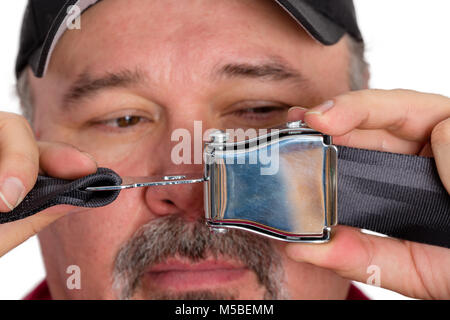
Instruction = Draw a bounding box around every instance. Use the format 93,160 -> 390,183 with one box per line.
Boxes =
38,141 -> 98,179
289,102 -> 426,154
0,112 -> 39,212
0,205 -> 86,257
332,128 -> 424,154
285,226 -> 450,299
431,117 -> 450,193
304,89 -> 450,142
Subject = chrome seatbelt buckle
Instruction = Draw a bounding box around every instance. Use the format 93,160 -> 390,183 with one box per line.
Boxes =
204,121 -> 338,242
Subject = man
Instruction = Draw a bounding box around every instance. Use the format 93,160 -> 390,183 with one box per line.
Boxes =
0,0 -> 449,299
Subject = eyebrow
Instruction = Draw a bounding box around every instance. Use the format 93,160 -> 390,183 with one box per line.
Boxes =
63,57 -> 305,107
63,69 -> 145,106
214,57 -> 305,82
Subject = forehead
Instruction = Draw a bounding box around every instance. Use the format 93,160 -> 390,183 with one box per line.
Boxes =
48,0 -> 348,84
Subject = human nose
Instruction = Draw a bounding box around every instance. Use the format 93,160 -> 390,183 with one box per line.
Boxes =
144,163 -> 205,220
143,115 -> 213,220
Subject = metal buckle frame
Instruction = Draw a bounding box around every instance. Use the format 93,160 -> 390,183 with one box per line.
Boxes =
204,121 -> 338,242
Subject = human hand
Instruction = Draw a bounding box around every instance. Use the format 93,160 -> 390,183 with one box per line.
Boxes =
286,89 -> 450,299
0,112 -> 97,257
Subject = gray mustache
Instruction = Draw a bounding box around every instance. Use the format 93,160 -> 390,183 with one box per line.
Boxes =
112,214 -> 285,299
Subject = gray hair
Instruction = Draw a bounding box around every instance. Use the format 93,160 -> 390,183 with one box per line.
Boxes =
16,36 -> 369,124
347,36 -> 369,91
16,67 -> 34,123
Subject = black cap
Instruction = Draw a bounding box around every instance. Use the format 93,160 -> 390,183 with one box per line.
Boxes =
15,0 -> 363,78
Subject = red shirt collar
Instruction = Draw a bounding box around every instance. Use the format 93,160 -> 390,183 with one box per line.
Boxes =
24,279 -> 368,300
23,280 -> 51,300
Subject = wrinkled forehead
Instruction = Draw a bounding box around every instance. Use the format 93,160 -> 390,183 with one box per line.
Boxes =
47,0 -> 327,79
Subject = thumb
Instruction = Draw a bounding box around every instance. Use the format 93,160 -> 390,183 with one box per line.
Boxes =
285,226 -> 450,299
0,206 -> 86,257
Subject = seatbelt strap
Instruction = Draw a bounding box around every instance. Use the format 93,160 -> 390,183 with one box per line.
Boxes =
337,146 -> 450,248
0,168 -> 122,224
0,147 -> 449,248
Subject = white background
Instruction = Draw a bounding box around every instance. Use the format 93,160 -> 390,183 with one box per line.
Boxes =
0,0 -> 449,300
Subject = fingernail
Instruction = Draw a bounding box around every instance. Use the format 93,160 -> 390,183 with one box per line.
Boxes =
288,106 -> 308,112
305,100 -> 334,116
287,106 -> 308,121
0,177 -> 25,211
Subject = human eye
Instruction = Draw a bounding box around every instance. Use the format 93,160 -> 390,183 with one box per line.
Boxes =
102,115 -> 148,128
224,101 -> 290,127
231,106 -> 288,120
89,111 -> 154,133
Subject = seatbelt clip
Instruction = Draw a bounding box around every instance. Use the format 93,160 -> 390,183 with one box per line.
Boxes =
204,121 -> 338,242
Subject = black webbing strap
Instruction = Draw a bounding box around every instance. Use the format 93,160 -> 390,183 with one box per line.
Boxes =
0,148 -> 449,248
0,168 -> 122,224
337,146 -> 450,248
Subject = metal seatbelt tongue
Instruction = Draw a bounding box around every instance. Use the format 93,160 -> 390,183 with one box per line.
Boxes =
337,146 -> 450,248
0,171 -> 205,224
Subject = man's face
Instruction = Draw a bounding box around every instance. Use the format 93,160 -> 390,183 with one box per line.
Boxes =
30,0 -> 352,299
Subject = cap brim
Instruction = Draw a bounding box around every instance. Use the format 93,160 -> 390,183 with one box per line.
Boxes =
275,0 -> 346,45
32,0 -> 100,78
